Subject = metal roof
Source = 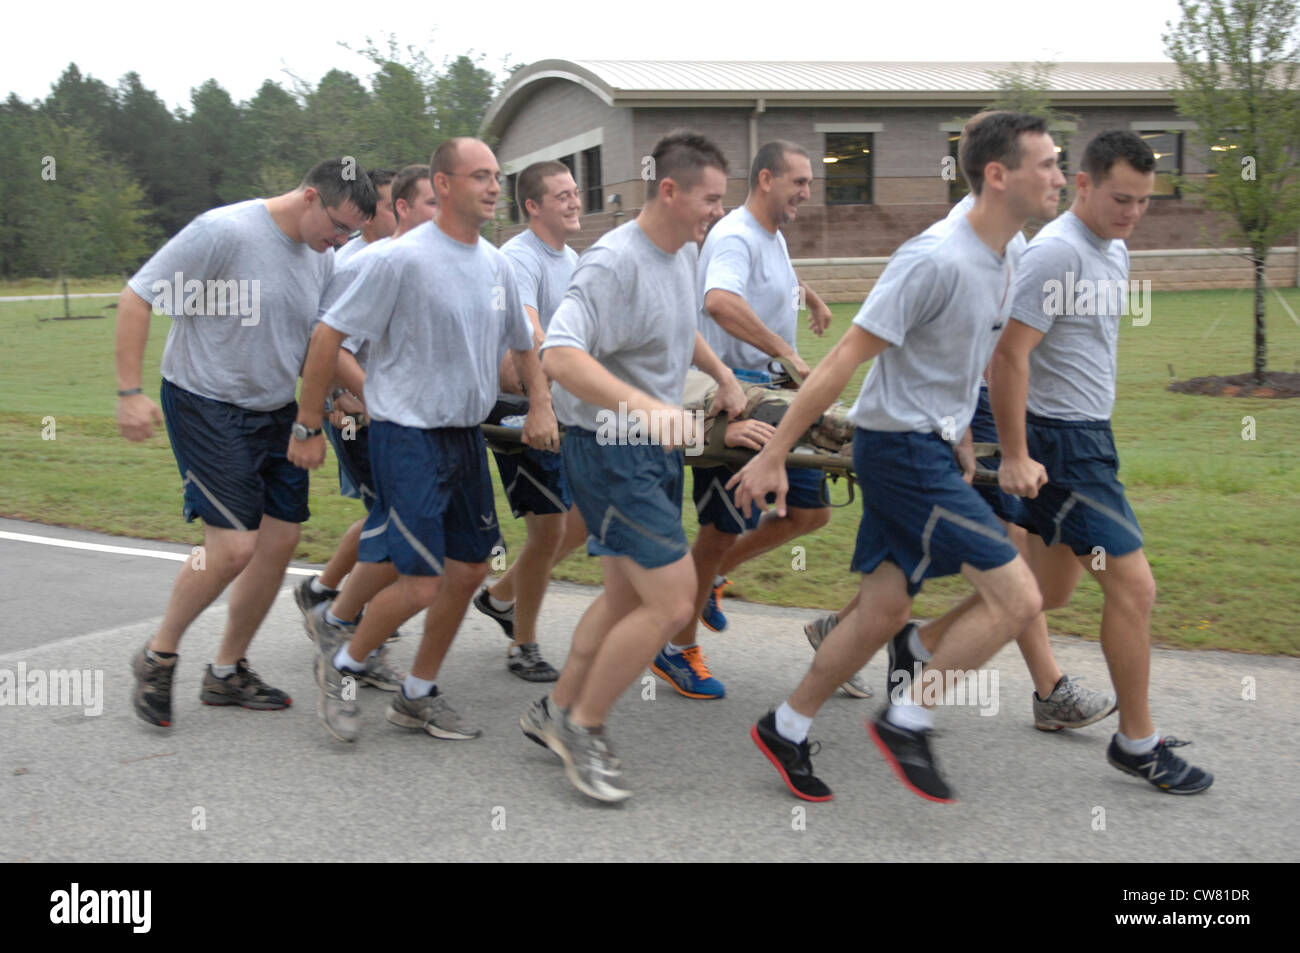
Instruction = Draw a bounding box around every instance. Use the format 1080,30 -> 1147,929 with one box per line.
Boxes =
482,59 -> 1179,136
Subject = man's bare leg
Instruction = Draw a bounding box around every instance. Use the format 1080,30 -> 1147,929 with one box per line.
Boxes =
1087,549 -> 1155,740
716,506 -> 830,576
669,524 -> 734,647
215,515 -> 300,664
318,519 -> 365,590
150,523 -> 257,654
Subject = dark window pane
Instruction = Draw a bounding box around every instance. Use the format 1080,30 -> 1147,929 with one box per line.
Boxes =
824,133 -> 873,205
506,172 -> 519,224
582,146 -> 603,212
1138,131 -> 1182,198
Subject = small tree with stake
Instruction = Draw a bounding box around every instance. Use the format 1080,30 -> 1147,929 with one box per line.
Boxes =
1164,0 -> 1300,386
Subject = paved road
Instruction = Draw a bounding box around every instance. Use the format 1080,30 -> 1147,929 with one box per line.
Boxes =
1,517 -> 1294,862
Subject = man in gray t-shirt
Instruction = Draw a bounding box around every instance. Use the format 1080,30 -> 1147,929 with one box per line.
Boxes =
992,130 -> 1212,794
473,162 -> 586,683
115,158 -> 377,730
291,138 -> 555,746
667,141 -> 847,697
531,132 -> 745,803
732,113 -> 1064,804
293,164 -> 440,681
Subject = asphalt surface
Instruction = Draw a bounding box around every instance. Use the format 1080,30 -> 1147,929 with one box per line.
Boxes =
1,516 -> 1295,862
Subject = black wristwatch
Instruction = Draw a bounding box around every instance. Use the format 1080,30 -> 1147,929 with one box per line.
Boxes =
292,422 -> 323,441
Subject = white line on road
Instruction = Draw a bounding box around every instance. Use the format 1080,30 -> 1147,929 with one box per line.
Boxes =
0,530 -> 316,575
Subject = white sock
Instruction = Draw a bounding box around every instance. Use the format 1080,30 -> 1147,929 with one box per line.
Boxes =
488,592 -> 514,612
908,626 -> 932,663
775,701 -> 811,744
332,646 -> 366,673
403,675 -> 437,699
325,609 -> 355,628
712,574 -> 727,588
886,699 -> 935,732
210,662 -> 237,679
310,576 -> 333,595
1116,730 -> 1159,755
663,641 -> 693,657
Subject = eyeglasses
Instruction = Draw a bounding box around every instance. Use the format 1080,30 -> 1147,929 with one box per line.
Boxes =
445,170 -> 503,185
318,195 -> 355,236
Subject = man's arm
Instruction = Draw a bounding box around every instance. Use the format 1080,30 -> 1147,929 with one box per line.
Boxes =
497,304 -> 543,395
727,323 -> 890,517
511,346 -> 559,450
705,288 -> 809,378
800,280 -> 832,336
114,287 -> 165,441
691,331 -> 746,421
288,322 -> 347,470
988,319 -> 1048,498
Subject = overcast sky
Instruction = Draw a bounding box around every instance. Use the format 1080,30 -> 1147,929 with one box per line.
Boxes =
7,0 -> 1192,111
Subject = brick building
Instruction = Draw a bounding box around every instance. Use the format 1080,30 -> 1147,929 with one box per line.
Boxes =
481,59 -> 1298,297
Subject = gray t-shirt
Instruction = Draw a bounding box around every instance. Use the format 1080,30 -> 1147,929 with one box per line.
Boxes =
542,221 -> 700,431
128,200 -> 333,412
848,215 -> 1015,438
501,229 -> 579,333
319,236 -> 394,369
934,195 -> 1029,386
1009,211 -> 1129,421
333,234 -> 369,268
321,221 -> 532,429
697,206 -> 799,373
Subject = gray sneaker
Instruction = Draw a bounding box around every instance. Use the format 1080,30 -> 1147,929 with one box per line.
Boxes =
312,605 -> 361,742
1033,675 -> 1118,731
804,613 -> 873,699
550,714 -> 632,803
520,695 -> 563,757
360,645 -> 405,692
507,642 -> 559,682
386,690 -> 482,740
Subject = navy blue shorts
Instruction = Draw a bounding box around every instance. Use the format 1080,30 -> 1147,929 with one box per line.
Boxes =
325,418 -> 374,509
1018,414 -> 1144,557
492,446 -> 571,518
850,428 -> 1019,595
691,464 -> 827,535
159,378 -> 309,530
563,428 -> 688,570
968,386 -> 1029,526
358,422 -> 503,576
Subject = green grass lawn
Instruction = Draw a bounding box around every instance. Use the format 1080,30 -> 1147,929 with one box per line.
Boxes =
2,284 -> 1297,655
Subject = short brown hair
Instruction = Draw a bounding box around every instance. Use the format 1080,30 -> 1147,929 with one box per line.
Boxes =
516,160 -> 572,220
646,130 -> 729,202
391,164 -> 431,221
959,112 -> 1049,195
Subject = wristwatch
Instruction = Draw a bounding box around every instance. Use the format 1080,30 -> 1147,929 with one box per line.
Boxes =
291,422 -> 322,441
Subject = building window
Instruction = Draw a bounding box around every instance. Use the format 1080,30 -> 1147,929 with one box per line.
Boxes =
946,133 -> 1068,203
505,172 -> 519,224
823,133 -> 873,205
582,146 -> 603,212
1136,131 -> 1183,198
560,154 -> 577,180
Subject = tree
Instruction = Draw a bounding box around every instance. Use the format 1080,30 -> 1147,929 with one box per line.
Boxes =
1164,0 -> 1300,383
432,54 -> 498,139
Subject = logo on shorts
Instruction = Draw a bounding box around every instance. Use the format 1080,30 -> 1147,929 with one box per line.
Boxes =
595,401 -> 705,456
151,272 -> 261,326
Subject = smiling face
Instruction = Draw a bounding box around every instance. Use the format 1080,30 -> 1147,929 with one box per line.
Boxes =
530,171 -> 582,235
663,165 -> 727,245
1075,160 -> 1155,240
762,152 -> 813,226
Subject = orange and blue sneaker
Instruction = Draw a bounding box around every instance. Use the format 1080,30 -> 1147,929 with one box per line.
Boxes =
699,577 -> 730,632
650,645 -> 725,699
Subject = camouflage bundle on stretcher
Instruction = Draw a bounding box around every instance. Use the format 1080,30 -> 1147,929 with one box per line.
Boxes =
481,369 -> 999,500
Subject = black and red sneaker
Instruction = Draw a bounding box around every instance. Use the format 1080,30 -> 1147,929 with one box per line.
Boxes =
868,709 -> 956,803
751,711 -> 832,802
